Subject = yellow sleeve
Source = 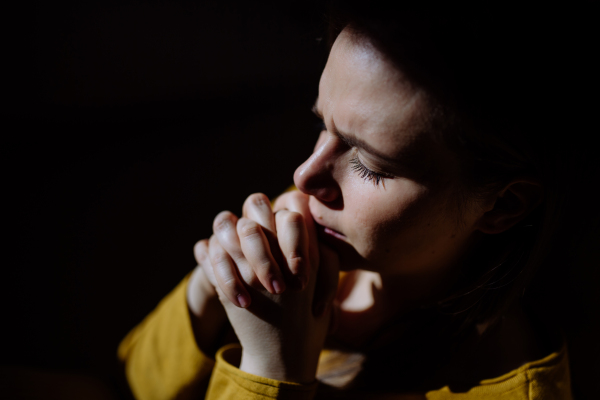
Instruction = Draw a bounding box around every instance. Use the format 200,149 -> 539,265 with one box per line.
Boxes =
426,343 -> 572,400
117,275 -> 215,400
206,344 -> 318,400
117,274 -> 318,400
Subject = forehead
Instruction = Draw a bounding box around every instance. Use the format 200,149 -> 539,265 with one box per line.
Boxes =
317,29 -> 432,159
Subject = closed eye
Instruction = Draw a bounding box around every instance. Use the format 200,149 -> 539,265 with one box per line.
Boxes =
350,156 -> 391,187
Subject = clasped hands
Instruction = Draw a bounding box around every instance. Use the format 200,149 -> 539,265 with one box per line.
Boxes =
190,191 -> 340,384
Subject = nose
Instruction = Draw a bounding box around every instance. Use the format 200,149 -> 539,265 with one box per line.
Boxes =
293,133 -> 342,204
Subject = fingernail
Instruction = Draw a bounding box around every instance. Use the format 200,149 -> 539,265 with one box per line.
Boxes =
271,278 -> 286,294
237,294 -> 249,308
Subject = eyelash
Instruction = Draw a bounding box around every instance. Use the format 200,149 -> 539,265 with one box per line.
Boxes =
350,156 -> 387,187
315,119 -> 388,187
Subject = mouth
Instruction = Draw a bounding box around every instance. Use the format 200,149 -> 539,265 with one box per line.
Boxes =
307,199 -> 352,253
323,226 -> 347,241
314,221 -> 348,244
314,221 -> 362,271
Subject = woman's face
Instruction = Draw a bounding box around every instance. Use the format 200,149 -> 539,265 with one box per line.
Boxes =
294,28 -> 485,278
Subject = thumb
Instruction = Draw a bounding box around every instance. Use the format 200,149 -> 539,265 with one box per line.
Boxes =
312,244 -> 340,318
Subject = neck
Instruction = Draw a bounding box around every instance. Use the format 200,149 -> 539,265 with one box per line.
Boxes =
333,266 -> 459,348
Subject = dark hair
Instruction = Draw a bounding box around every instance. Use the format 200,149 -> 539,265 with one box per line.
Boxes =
319,0 -> 595,390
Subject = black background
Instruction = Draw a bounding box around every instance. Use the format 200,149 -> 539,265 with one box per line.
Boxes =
4,0 -> 327,379
3,0 -> 599,398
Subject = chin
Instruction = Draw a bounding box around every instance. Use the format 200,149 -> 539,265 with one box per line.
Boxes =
324,240 -> 369,272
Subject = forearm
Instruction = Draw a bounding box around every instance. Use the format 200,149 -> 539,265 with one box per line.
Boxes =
186,264 -> 229,357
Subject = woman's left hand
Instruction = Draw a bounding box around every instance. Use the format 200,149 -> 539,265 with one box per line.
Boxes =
197,205 -> 340,384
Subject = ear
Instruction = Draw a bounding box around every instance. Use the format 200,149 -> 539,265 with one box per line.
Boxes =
476,179 -> 544,234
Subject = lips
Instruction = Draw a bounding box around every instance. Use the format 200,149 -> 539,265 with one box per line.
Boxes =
323,226 -> 347,241
309,199 -> 348,244
314,221 -> 348,244
311,216 -> 362,272
313,220 -> 361,272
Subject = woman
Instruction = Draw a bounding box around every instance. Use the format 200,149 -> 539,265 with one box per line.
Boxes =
118,3 -> 579,399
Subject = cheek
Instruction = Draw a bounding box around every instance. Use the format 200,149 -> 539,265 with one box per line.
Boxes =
375,198 -> 471,274
345,179 -> 428,255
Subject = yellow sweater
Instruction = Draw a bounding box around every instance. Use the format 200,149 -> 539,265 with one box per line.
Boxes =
117,275 -> 572,400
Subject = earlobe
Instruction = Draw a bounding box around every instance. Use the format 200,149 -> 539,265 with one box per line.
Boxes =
476,179 -> 544,234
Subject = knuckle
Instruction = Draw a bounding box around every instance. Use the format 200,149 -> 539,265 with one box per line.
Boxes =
213,211 -> 234,231
288,190 -> 307,203
220,275 -> 238,291
287,254 -> 304,273
256,259 -> 274,274
238,220 -> 261,239
247,192 -> 270,208
282,211 -> 304,225
272,194 -> 288,210
194,239 -> 208,252
214,264 -> 238,290
254,260 -> 278,281
211,250 -> 230,266
194,240 -> 208,261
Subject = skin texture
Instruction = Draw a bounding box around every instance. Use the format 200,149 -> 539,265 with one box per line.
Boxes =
197,197 -> 340,384
293,29 -> 491,312
300,29 -> 482,275
186,27 -> 545,384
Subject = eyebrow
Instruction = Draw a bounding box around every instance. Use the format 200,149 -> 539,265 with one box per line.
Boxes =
311,100 -> 399,165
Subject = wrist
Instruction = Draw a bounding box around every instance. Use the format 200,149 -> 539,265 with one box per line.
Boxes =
187,266 -> 227,356
239,348 -> 317,384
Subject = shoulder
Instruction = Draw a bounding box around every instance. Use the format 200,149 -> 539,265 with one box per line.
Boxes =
426,305 -> 572,400
426,342 -> 572,399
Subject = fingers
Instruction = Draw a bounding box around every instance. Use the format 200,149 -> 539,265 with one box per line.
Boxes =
213,192 -> 311,298
273,190 -> 318,268
275,210 -> 309,290
193,239 -> 217,290
273,191 -> 310,221
242,193 -> 285,274
214,195 -> 286,297
213,211 -> 246,269
208,235 -> 251,308
237,217 -> 287,294
312,244 -> 340,318
194,238 -> 209,265
243,193 -> 276,233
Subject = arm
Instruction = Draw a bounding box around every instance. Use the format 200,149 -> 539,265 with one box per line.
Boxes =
117,266 -> 229,400
198,191 -> 339,399
118,190 -> 333,400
